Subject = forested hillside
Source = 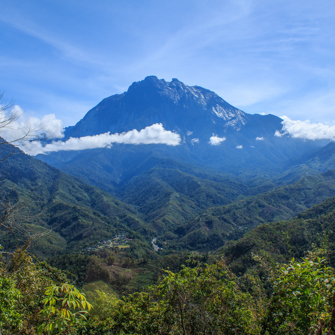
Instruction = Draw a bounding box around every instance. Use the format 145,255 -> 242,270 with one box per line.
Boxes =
160,170 -> 335,251
0,143 -> 151,259
221,195 -> 335,274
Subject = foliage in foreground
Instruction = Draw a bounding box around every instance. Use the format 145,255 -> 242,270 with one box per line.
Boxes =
2,247 -> 335,334
84,262 -> 261,335
0,246 -> 91,335
82,249 -> 335,335
261,249 -> 335,334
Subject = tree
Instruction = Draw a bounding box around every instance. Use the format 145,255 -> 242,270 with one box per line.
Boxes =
0,92 -> 35,147
83,261 -> 261,334
0,244 -> 92,334
261,248 -> 335,335
0,274 -> 22,331
38,283 -> 92,334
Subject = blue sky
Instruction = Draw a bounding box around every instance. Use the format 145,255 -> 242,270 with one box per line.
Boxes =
1,0 -> 335,127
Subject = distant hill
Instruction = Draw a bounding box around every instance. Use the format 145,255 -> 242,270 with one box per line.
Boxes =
2,138 -> 335,265
116,160 -> 281,233
162,170 -> 335,252
220,194 -> 335,274
277,141 -> 335,184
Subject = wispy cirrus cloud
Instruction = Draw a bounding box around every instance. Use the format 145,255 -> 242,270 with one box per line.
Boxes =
0,12 -> 103,67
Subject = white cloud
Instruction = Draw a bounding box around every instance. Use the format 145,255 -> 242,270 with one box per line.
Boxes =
191,138 -> 199,145
187,130 -> 193,136
40,114 -> 64,139
0,105 -> 64,143
274,130 -> 285,137
236,145 -> 243,149
256,136 -> 264,141
276,116 -> 335,140
209,135 -> 226,146
22,123 -> 181,156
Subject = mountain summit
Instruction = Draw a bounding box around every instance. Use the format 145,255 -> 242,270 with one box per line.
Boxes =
66,76 -> 248,140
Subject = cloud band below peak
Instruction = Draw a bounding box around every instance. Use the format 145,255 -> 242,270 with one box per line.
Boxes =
22,123 -> 181,155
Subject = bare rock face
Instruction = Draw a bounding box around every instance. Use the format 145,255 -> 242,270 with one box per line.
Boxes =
65,76 -> 249,141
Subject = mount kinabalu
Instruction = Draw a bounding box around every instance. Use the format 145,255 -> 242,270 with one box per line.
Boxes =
65,76 -> 248,138
38,76 -> 326,190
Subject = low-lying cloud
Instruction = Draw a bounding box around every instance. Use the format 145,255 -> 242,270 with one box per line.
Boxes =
209,135 -> 226,146
23,123 -> 181,156
236,145 -> 243,149
0,105 -> 64,142
256,136 -> 264,141
276,116 -> 335,140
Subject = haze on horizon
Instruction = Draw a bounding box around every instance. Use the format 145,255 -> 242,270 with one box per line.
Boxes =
1,0 -> 335,128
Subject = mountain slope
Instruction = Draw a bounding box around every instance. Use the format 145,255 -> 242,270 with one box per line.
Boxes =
117,163 -> 281,236
164,170 -> 335,251
0,143 -> 149,258
278,141 -> 335,184
220,195 -> 335,274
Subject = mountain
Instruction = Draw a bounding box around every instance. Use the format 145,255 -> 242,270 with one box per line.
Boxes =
118,165 -> 251,236
64,76 -> 248,138
0,142 -> 151,259
38,76 -> 324,190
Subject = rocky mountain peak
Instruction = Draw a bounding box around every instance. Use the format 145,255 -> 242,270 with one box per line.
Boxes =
66,76 -> 249,139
